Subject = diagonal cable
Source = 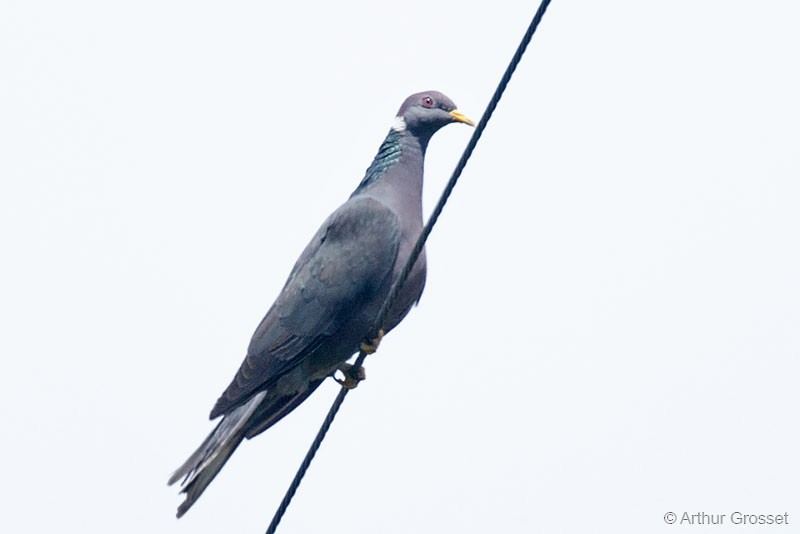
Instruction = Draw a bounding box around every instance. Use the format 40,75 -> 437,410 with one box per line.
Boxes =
265,2 -> 553,532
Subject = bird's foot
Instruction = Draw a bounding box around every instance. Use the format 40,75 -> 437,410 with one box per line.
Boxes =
334,363 -> 366,390
359,329 -> 384,355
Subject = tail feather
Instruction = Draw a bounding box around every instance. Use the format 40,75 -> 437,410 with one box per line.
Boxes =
168,391 -> 266,517
244,379 -> 324,439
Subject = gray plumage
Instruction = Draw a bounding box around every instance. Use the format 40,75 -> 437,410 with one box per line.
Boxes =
169,91 -> 473,517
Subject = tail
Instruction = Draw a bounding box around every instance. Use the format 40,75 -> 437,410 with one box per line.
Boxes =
168,391 -> 266,518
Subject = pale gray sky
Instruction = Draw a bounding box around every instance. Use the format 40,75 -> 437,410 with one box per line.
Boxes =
1,1 -> 798,533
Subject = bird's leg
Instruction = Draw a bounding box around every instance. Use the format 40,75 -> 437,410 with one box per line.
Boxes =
359,329 -> 384,355
334,363 -> 366,390
333,330 -> 384,389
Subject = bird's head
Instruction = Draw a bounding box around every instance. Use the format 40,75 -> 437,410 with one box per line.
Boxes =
393,91 -> 474,138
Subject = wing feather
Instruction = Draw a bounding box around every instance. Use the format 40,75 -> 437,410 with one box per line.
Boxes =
210,197 -> 401,418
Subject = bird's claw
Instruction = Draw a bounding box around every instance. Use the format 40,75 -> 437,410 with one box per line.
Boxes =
334,363 -> 366,390
334,329 -> 382,389
359,329 -> 384,355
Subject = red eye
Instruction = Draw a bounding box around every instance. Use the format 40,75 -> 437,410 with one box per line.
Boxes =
421,96 -> 435,108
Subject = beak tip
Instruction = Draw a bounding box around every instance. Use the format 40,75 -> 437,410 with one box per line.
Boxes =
449,110 -> 475,127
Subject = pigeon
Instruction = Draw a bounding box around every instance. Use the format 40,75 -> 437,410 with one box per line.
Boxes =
168,91 -> 473,517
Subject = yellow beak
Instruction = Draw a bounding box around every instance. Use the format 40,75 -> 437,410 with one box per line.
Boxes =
449,109 -> 475,126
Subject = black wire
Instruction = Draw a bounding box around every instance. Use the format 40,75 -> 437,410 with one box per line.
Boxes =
265,2 -> 553,532
264,387 -> 347,534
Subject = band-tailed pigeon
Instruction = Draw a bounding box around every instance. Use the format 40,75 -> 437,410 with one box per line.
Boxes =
169,91 -> 473,517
